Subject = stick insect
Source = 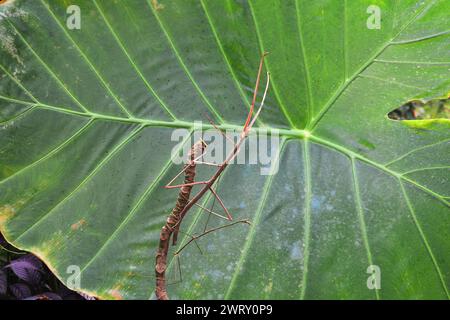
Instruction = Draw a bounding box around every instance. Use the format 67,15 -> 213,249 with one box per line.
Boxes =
155,52 -> 270,300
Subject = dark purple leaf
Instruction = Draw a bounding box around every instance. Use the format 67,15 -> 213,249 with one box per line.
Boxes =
9,283 -> 31,299
5,255 -> 43,285
0,270 -> 7,294
18,254 -> 43,269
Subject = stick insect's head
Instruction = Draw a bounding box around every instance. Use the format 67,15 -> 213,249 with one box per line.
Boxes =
190,139 -> 207,158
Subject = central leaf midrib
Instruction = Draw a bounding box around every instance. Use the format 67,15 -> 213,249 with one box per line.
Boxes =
1,96 -> 447,210
351,157 -> 380,300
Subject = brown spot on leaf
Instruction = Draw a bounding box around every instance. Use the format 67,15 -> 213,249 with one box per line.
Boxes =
108,286 -> 124,300
71,219 -> 86,231
151,0 -> 164,11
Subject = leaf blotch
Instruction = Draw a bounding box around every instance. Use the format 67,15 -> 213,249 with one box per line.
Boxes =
0,0 -> 16,7
0,0 -> 27,65
108,286 -> 124,300
71,219 -> 87,231
0,204 -> 16,225
151,0 -> 164,11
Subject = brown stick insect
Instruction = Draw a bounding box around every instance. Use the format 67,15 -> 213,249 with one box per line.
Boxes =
155,52 -> 270,300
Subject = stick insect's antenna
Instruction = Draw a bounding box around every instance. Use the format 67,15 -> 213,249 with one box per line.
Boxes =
243,51 -> 269,131
228,70 -> 270,164
203,112 -> 236,147
248,72 -> 270,130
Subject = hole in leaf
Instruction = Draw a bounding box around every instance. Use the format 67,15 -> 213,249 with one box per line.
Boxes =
388,98 -> 450,120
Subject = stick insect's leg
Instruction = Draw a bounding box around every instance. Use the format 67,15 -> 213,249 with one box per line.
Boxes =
173,229 -> 203,255
243,52 -> 269,131
247,72 -> 271,130
164,140 -> 209,189
209,187 -> 233,221
165,180 -> 210,189
172,182 -> 213,245
194,203 -> 229,221
165,253 -> 183,286
172,227 -> 180,246
164,164 -> 189,188
172,210 -> 201,247
193,160 -> 222,167
226,73 -> 270,164
174,219 -> 251,255
175,254 -> 183,284
203,175 -> 222,232
172,219 -> 184,246
192,149 -> 207,163
171,196 -> 195,246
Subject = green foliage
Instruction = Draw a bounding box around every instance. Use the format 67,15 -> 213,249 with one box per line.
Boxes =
0,0 -> 449,299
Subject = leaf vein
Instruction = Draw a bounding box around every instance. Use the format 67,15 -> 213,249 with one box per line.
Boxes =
12,125 -> 144,242
41,0 -> 134,118
399,181 -> 450,299
199,0 -> 263,126
390,29 -> 450,45
7,21 -> 90,113
402,166 -> 450,175
358,74 -> 427,91
247,0 -> 297,128
0,105 -> 36,126
224,138 -> 286,299
78,129 -> 194,277
385,138 -> 450,167
374,59 -> 450,65
308,0 -> 436,130
0,118 -> 94,185
0,64 -> 40,104
299,139 -> 311,299
93,0 -> 177,120
351,158 -> 380,300
294,0 -> 314,125
146,0 -> 224,124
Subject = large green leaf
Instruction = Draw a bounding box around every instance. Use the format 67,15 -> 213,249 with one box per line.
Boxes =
0,0 -> 449,299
